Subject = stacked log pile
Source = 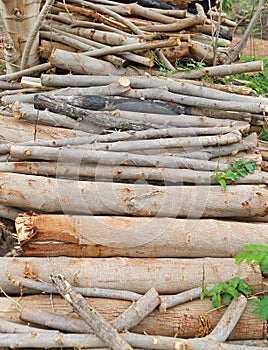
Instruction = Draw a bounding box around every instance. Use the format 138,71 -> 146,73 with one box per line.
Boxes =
0,0 -> 267,349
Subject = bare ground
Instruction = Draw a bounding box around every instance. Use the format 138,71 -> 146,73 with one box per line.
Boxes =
233,36 -> 268,59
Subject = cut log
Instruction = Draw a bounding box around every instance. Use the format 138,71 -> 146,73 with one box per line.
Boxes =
40,75 -> 268,107
0,116 -> 89,144
33,95 -> 162,131
1,162 -> 266,185
8,146 -> 227,171
49,48 -> 158,76
11,101 -> 100,133
15,215 -> 268,258
0,173 -> 267,219
0,256 -> 263,295
0,205 -> 21,221
0,294 -> 265,340
172,60 -> 264,79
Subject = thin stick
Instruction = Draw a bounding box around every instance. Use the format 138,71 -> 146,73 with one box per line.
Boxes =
21,0 -> 55,70
0,62 -> 53,82
68,0 -> 144,36
14,276 -> 142,301
51,274 -> 133,350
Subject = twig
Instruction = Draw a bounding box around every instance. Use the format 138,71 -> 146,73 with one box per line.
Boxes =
14,276 -> 142,301
21,0 -> 55,70
160,285 -> 214,311
226,0 -> 266,63
51,274 -> 133,350
0,62 -> 53,82
112,287 -> 160,332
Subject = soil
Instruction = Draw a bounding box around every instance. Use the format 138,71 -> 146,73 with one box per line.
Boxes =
233,36 -> 268,59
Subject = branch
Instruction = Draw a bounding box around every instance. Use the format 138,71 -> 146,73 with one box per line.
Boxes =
51,274 -> 133,350
21,0 -> 55,70
226,0 -> 266,63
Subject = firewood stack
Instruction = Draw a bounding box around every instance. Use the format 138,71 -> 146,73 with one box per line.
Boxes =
0,0 -> 267,349
39,0 -> 235,70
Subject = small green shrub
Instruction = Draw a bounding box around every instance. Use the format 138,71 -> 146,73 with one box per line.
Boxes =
200,278 -> 252,308
211,160 -> 256,190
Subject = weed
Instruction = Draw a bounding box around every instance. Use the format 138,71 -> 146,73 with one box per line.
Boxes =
200,278 -> 252,308
259,126 -> 268,142
210,160 -> 256,190
250,296 -> 268,320
219,57 -> 268,96
201,244 -> 268,320
235,244 -> 268,275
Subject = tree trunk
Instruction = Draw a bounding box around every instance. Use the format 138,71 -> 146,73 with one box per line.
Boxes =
0,0 -> 41,73
0,256 -> 263,295
0,173 -> 267,219
0,295 -> 265,340
0,116 -> 88,144
15,214 -> 268,258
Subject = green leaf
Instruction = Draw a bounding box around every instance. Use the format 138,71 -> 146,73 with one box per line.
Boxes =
223,292 -> 233,306
237,280 -> 252,297
226,287 -> 240,299
200,292 -> 205,300
235,251 -> 250,264
251,296 -> 268,320
236,168 -> 248,178
218,178 -> 227,191
228,277 -> 240,289
212,293 -> 221,308
224,169 -> 238,181
244,162 -> 256,173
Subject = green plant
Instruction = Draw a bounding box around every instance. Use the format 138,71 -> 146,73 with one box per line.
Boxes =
201,244 -> 268,320
219,58 -> 268,97
235,244 -> 268,275
259,125 -> 268,142
200,277 -> 252,308
251,296 -> 268,320
234,244 -> 268,321
184,58 -> 205,71
211,160 -> 256,190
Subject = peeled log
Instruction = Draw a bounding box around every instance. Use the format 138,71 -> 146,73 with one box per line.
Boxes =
0,295 -> 265,340
0,256 -> 263,295
15,215 -> 268,258
0,173 -> 267,219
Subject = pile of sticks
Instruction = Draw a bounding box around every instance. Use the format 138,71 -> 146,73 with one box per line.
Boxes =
0,269 -> 266,349
0,1 -> 267,348
37,0 -> 237,72
0,74 -> 267,221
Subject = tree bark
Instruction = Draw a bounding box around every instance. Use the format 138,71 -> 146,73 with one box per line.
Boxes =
0,294 -> 265,340
0,204 -> 21,221
1,161 -> 265,184
11,101 -> 100,133
51,274 -> 133,350
0,0 -> 41,73
0,256 -> 262,295
15,214 -> 268,258
0,116 -> 88,144
0,173 -> 267,219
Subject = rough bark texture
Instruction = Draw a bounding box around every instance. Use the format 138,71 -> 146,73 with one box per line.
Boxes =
0,172 -> 267,219
0,295 -> 265,340
15,215 -> 268,258
0,256 -> 263,295
0,0 -> 41,73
